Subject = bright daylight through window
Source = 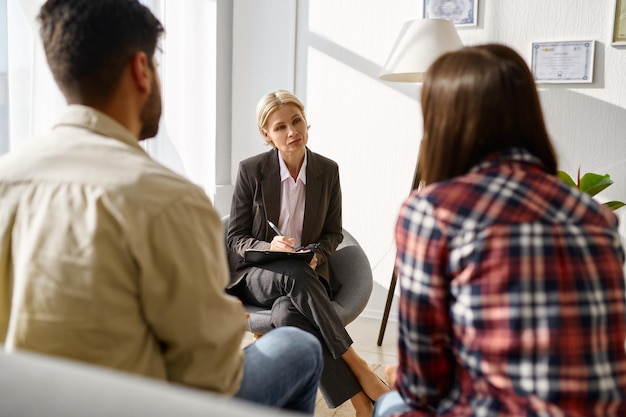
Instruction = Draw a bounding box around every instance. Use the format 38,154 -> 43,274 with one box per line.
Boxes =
0,0 -> 8,155
1,0 -> 219,198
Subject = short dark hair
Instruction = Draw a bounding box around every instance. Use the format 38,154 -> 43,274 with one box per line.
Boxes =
38,0 -> 164,104
418,44 -> 557,185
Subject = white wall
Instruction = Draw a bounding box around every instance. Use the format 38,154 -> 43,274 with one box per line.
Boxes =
306,0 -> 626,323
230,0 -> 297,176
229,0 -> 626,327
215,0 -> 299,214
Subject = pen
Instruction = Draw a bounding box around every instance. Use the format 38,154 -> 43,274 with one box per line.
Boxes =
268,220 -> 318,252
267,220 -> 284,236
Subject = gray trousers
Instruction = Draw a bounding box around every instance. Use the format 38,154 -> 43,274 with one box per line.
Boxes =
230,259 -> 362,408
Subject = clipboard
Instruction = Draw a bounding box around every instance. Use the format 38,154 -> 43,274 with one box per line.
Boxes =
244,249 -> 314,265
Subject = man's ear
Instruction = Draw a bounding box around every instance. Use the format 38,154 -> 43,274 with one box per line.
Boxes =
130,51 -> 152,94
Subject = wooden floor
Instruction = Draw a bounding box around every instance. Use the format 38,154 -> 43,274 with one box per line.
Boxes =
242,315 -> 399,366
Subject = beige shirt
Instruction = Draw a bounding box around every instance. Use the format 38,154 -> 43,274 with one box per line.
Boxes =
0,105 -> 245,395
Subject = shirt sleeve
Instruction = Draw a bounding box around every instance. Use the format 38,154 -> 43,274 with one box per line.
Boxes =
140,189 -> 246,395
394,193 -> 455,411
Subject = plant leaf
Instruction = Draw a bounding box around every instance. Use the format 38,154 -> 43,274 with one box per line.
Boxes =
557,170 -> 576,187
579,173 -> 613,197
604,201 -> 626,211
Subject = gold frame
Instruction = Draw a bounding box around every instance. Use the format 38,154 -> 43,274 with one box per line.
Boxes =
613,0 -> 626,45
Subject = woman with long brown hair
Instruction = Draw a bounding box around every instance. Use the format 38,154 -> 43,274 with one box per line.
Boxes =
375,44 -> 626,417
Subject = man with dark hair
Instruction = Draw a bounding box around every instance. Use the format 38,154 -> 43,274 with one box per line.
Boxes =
0,0 -> 322,414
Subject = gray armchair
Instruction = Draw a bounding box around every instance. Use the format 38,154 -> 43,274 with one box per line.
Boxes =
221,215 -> 373,334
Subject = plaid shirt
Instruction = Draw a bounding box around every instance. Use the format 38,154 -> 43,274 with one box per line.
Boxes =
394,148 -> 626,416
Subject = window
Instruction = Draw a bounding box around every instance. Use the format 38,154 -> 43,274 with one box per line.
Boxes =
1,0 -> 221,198
0,0 -> 8,154
140,0 -> 219,192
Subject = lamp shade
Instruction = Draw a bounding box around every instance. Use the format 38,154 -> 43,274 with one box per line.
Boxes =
379,19 -> 463,83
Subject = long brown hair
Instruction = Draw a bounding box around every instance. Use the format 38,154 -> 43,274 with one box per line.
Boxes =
418,44 -> 557,186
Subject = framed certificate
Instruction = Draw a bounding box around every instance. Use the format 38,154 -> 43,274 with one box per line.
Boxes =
531,41 -> 595,84
423,0 -> 478,27
613,0 -> 626,45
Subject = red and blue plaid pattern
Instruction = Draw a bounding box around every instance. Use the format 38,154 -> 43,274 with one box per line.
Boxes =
393,148 -> 626,416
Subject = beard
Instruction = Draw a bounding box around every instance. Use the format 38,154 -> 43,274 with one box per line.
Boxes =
138,75 -> 162,140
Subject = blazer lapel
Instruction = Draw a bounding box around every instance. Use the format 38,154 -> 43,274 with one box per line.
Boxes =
261,149 -> 281,227
303,148 -> 322,243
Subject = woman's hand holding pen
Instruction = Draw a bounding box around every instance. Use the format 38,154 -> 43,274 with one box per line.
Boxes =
270,235 -> 296,252
268,220 -> 295,252
267,220 -> 317,270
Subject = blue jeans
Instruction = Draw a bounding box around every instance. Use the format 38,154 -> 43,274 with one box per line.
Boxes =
373,391 -> 413,417
235,326 -> 323,414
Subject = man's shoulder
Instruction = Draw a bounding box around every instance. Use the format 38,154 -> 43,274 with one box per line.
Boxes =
114,150 -> 214,217
0,127 -> 212,216
0,132 -> 54,179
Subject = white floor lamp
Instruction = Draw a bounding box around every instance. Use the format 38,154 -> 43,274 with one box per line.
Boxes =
376,18 -> 463,346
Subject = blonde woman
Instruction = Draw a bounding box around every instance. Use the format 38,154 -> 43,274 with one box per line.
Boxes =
226,90 -> 390,416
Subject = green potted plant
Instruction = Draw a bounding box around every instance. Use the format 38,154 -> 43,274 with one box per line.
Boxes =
557,168 -> 625,211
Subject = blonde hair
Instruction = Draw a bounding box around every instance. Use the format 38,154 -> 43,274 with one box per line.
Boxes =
256,90 -> 307,146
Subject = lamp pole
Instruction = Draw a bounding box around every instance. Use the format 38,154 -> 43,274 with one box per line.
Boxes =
376,18 -> 462,346
377,163 -> 421,346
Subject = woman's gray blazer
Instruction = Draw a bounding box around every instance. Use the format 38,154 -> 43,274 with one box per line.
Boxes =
226,147 -> 343,296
